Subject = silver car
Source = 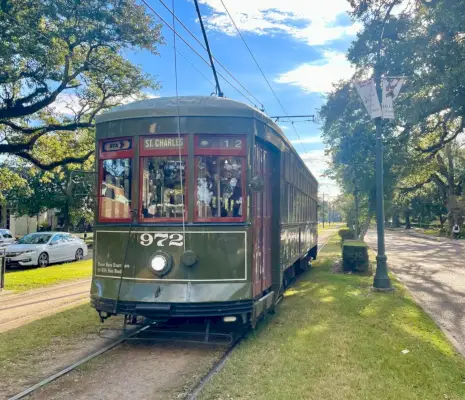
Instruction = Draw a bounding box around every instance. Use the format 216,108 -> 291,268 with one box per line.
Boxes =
5,232 -> 88,268
0,229 -> 15,250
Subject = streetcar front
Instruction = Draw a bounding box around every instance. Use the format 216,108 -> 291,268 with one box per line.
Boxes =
91,99 -> 258,325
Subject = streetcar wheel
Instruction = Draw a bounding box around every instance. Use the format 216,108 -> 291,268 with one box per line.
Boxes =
38,252 -> 49,267
75,248 -> 84,261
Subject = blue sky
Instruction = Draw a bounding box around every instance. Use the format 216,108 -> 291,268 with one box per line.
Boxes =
124,0 -> 361,196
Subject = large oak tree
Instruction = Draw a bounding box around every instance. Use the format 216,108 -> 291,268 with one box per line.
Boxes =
0,0 -> 162,169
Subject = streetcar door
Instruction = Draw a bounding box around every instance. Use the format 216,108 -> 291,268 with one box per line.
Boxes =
252,141 -> 275,296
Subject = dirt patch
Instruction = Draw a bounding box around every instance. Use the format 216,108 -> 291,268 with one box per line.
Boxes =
1,333 -> 117,400
28,342 -> 222,400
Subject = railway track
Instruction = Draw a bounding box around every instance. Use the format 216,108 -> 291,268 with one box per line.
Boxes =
6,232 -> 337,400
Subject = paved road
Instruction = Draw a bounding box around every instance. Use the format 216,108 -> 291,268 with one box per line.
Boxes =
365,229 -> 465,356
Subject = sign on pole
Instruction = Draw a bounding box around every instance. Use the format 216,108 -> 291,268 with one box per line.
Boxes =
354,79 -> 382,119
381,78 -> 405,119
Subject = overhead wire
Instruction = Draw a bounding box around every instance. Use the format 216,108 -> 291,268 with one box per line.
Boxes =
171,0 -> 187,252
141,0 -> 264,110
219,0 -> 311,158
156,0 -> 265,110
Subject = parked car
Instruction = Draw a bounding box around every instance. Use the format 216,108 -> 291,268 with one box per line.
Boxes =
5,232 -> 88,268
0,229 -> 15,251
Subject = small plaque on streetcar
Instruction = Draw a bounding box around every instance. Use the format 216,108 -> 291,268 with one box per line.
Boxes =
198,136 -> 244,149
102,139 -> 132,153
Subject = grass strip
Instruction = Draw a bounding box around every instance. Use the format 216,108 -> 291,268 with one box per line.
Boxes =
5,259 -> 92,292
199,235 -> 465,400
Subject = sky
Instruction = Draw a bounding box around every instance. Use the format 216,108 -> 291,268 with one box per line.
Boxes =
122,0 -> 360,197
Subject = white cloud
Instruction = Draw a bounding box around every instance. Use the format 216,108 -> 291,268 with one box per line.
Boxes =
299,149 -> 340,196
276,51 -> 354,93
290,136 -> 322,144
51,91 -> 159,116
199,0 -> 360,46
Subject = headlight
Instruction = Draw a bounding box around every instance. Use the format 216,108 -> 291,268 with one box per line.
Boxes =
151,255 -> 168,272
24,250 -> 35,254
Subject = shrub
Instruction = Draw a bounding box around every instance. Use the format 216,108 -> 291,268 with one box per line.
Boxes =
338,228 -> 355,242
342,240 -> 369,274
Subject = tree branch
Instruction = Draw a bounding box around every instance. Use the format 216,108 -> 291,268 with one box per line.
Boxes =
0,119 -> 94,135
14,150 -> 94,171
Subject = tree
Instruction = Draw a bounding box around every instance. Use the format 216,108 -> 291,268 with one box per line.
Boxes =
0,0 -> 162,169
3,129 -> 96,231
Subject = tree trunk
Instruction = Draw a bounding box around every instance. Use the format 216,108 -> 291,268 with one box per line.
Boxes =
392,213 -> 400,228
404,210 -> 412,229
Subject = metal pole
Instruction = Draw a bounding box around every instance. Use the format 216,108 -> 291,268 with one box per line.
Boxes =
372,92 -> 391,289
322,192 -> 325,228
193,0 -> 223,97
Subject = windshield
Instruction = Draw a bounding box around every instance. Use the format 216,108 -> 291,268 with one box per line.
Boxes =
18,234 -> 52,245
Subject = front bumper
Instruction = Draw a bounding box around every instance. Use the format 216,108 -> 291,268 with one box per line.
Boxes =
91,296 -> 254,318
6,254 -> 36,267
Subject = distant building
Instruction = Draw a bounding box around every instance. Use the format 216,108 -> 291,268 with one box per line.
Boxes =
0,205 -> 58,237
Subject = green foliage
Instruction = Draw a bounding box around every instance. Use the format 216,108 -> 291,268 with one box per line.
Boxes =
342,240 -> 369,273
0,0 -> 162,169
338,227 -> 355,242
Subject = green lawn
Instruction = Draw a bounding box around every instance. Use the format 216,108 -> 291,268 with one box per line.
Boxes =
199,236 -> 465,400
0,304 -> 122,397
5,259 -> 92,292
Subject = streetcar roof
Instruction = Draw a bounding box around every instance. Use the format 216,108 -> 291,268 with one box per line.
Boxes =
97,96 -> 271,124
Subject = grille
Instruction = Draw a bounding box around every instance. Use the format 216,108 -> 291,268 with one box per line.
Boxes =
92,297 -> 253,317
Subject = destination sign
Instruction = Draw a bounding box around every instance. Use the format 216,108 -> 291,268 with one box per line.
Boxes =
143,137 -> 184,150
102,139 -> 132,153
198,136 -> 244,150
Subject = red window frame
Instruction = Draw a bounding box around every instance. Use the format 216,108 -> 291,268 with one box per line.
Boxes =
98,137 -> 134,223
194,135 -> 247,223
139,135 -> 188,223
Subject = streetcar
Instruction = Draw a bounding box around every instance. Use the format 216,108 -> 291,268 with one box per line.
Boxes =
91,96 -> 318,329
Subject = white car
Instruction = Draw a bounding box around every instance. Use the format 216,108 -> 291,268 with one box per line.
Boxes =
0,229 -> 15,250
5,232 -> 88,268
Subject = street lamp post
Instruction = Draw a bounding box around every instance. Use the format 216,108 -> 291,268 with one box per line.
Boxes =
372,3 -> 396,291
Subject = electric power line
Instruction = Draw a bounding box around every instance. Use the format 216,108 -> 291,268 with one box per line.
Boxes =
220,0 -> 311,158
152,0 -> 265,110
141,0 -> 259,107
3,10 -> 215,106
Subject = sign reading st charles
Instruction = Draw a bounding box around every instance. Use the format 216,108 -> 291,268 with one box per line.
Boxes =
143,137 -> 184,150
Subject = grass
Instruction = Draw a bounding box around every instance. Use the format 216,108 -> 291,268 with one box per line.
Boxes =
199,235 -> 465,400
0,305 -> 99,369
0,304 -> 122,395
5,259 -> 92,292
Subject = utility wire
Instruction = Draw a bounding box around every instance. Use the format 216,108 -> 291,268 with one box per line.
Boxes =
140,0 -> 258,107
220,0 -> 310,158
153,0 -> 265,110
3,9 -> 216,107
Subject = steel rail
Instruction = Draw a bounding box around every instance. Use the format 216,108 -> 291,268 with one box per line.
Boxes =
7,325 -> 150,400
0,290 -> 89,311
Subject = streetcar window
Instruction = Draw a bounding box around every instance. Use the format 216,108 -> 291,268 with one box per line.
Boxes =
100,158 -> 132,220
141,157 -> 186,220
196,156 -> 244,220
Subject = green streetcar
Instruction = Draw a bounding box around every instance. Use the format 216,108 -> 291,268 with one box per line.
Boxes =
91,96 -> 318,329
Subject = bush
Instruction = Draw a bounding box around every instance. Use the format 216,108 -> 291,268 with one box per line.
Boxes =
338,228 -> 355,242
342,240 -> 369,274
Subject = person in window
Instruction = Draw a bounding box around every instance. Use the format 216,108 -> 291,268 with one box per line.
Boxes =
223,177 -> 242,217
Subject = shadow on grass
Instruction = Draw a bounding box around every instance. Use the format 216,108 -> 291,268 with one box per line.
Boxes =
199,236 -> 465,400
